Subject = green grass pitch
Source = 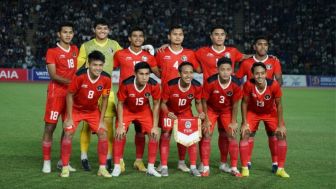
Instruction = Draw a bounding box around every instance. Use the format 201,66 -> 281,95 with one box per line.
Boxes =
0,83 -> 335,189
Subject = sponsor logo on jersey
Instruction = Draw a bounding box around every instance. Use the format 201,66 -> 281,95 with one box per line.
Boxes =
226,91 -> 233,96
97,85 -> 103,91
207,53 -> 214,57
144,92 -> 151,98
81,84 -> 88,88
266,64 -> 272,70
185,121 -> 191,129
213,90 -> 220,94
126,57 -> 132,61
173,94 -> 179,97
187,94 -> 194,99
181,55 -> 188,61
60,54 -> 66,58
142,56 -> 148,62
264,94 -> 271,100
224,52 -> 231,58
129,94 -> 135,97
164,56 -> 171,60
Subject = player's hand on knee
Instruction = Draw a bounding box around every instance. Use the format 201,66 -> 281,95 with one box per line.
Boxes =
198,112 -> 206,120
229,122 -> 238,137
98,121 -> 107,131
276,126 -> 287,139
63,119 -> 74,131
202,120 -> 211,135
240,123 -> 250,138
150,127 -> 159,141
167,112 -> 177,120
115,124 -> 126,140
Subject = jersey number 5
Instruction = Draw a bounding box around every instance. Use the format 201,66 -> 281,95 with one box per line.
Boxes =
136,97 -> 144,105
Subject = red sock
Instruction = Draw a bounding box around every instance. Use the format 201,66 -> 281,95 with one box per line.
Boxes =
98,139 -> 108,166
113,138 -> 125,164
148,138 -> 158,164
248,137 -> 254,162
135,132 -> 145,159
277,139 -> 287,168
177,143 -> 187,161
61,137 -> 72,166
42,141 -> 51,160
159,133 -> 171,166
120,137 -> 126,159
268,136 -> 278,163
239,139 -> 249,167
201,138 -> 211,166
218,131 -> 229,163
188,144 -> 198,166
228,139 -> 239,167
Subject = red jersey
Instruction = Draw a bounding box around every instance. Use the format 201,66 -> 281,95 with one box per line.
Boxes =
155,46 -> 200,84
195,46 -> 243,81
114,47 -> 157,83
203,74 -> 242,114
46,44 -> 78,97
162,77 -> 202,114
243,79 -> 282,114
117,76 -> 161,113
68,68 -> 111,112
236,55 -> 282,80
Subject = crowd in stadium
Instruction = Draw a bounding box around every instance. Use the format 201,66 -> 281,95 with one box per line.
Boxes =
0,0 -> 335,75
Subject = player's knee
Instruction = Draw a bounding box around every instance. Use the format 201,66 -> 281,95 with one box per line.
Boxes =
267,131 -> 276,137
44,123 -> 56,134
64,131 -> 74,139
276,132 -> 286,140
203,132 -> 212,139
241,130 -> 251,140
97,129 -> 107,139
161,132 -> 171,138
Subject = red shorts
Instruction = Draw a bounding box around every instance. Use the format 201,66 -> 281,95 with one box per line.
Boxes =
206,109 -> 232,133
44,94 -> 66,124
159,110 -> 193,132
247,111 -> 280,132
64,108 -> 101,133
116,108 -> 153,133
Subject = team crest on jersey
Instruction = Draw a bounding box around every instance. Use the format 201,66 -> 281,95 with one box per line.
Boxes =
108,48 -> 114,54
207,53 -> 214,57
264,94 -> 271,100
81,84 -> 88,88
173,94 -> 179,97
252,93 -> 257,97
72,52 -> 77,57
185,121 -> 192,129
126,57 -> 132,61
181,55 -> 188,61
97,85 -> 103,91
144,92 -> 151,98
187,94 -> 194,99
213,90 -> 220,94
226,91 -> 233,96
129,94 -> 135,97
266,64 -> 272,70
142,56 -> 148,62
224,52 -> 231,58
164,56 -> 171,60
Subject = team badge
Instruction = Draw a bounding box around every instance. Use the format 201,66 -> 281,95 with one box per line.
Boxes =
142,56 -> 148,62
266,64 -> 272,70
108,48 -> 114,54
252,93 -> 257,97
264,94 -> 271,100
181,55 -> 188,61
72,52 -> 77,57
187,94 -> 194,99
224,52 -> 231,58
144,92 -> 151,98
226,91 -> 233,96
97,85 -> 103,91
185,121 -> 192,129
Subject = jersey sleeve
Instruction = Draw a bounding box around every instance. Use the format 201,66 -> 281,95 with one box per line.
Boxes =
113,51 -> 121,69
102,77 -> 112,96
148,55 -> 158,68
273,58 -> 282,75
155,52 -> 162,69
235,61 -> 247,79
117,83 -> 128,101
232,84 -> 243,102
194,85 -> 203,100
161,83 -> 170,100
233,48 -> 244,62
189,51 -> 200,69
68,75 -> 80,93
45,49 -> 56,65
202,82 -> 210,100
77,44 -> 87,69
243,82 -> 251,97
152,84 -> 161,100
272,81 -> 282,98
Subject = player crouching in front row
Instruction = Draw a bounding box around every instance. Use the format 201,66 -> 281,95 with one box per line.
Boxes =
60,51 -> 112,178
239,62 -> 289,178
112,62 -> 162,177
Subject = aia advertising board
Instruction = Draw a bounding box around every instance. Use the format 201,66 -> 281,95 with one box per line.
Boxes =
0,68 -> 28,81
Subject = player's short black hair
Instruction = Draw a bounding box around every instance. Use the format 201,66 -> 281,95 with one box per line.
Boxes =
94,18 -> 109,28
129,26 -> 145,37
134,62 -> 151,73
216,57 -> 232,67
169,24 -> 184,34
251,62 -> 266,73
254,35 -> 269,44
178,62 -> 194,73
88,50 -> 105,63
210,25 -> 227,34
57,22 -> 74,32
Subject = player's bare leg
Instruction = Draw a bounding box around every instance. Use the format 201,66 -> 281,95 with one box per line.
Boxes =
80,122 -> 91,171
42,123 -> 56,173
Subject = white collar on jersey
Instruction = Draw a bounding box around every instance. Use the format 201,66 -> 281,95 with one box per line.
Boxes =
211,45 -> 226,54
178,78 -> 191,93
56,43 -> 71,53
87,69 -> 100,84
134,78 -> 147,93
218,75 -> 231,90
255,80 -> 267,95
168,46 -> 183,55
253,55 -> 269,63
128,47 -> 143,56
